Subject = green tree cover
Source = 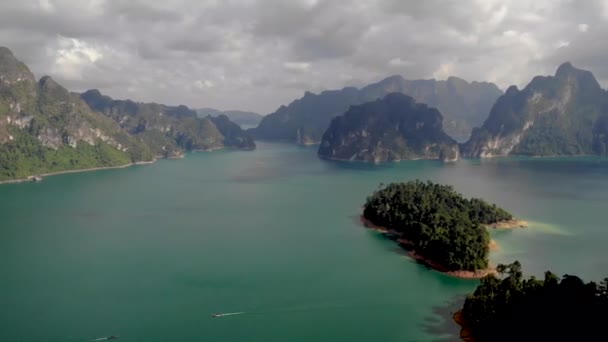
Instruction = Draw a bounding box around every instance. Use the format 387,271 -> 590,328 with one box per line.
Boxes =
0,129 -> 136,181
363,180 -> 513,271
462,261 -> 608,341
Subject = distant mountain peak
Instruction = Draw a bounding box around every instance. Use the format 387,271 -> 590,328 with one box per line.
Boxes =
505,85 -> 519,95
38,76 -> 70,99
379,75 -> 406,83
555,62 -> 575,77
39,75 -> 58,87
82,89 -> 102,97
0,46 -> 15,58
553,62 -> 602,92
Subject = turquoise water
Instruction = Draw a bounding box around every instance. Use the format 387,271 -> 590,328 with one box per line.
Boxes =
1,142 -> 607,341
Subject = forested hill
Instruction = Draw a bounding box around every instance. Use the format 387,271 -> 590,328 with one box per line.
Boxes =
363,180 -> 513,272
461,261 -> 608,341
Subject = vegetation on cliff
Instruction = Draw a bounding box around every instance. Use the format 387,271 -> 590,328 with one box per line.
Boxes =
462,62 -> 608,157
0,47 -> 153,181
363,180 -> 513,272
461,261 -> 608,341
80,89 -> 256,156
318,93 -> 459,162
0,46 -> 255,181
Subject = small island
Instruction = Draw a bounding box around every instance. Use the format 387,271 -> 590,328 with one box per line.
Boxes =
458,261 -> 608,341
362,180 -> 519,278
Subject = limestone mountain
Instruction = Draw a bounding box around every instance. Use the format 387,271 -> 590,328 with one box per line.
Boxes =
80,90 -> 256,157
0,47 -> 153,181
318,93 -> 459,163
208,114 -> 256,150
250,76 -> 501,144
196,108 -> 263,128
462,63 -> 608,157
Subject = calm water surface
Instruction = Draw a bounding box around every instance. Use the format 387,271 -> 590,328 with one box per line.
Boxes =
1,142 -> 607,341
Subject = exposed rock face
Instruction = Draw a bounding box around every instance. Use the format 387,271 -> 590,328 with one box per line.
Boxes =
0,47 -> 154,180
318,93 -> 459,163
462,63 -> 608,157
81,89 -> 255,156
250,75 -> 501,145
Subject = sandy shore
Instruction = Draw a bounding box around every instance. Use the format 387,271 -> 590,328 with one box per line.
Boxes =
360,214 -> 498,279
0,159 -> 158,185
485,219 -> 528,229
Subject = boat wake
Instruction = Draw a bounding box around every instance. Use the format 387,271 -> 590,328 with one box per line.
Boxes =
211,312 -> 245,318
88,337 -> 118,341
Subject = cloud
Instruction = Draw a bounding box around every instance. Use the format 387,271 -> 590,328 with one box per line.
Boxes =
283,62 -> 311,72
0,0 -> 606,113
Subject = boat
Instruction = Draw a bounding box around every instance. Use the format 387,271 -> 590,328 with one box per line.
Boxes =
211,313 -> 222,317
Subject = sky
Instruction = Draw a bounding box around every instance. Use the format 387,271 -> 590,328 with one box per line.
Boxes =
1,0 -> 607,114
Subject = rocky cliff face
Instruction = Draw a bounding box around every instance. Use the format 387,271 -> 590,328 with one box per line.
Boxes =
250,76 -> 501,145
462,63 -> 608,157
318,93 -> 459,163
81,89 -> 255,156
0,47 -> 154,180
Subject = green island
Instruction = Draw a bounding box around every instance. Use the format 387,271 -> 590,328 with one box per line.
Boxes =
457,261 -> 608,341
362,180 -> 522,278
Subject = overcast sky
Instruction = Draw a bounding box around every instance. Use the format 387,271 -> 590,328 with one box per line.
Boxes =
1,0 -> 607,113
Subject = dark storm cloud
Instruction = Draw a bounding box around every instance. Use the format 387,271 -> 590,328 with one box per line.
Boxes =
0,0 -> 606,113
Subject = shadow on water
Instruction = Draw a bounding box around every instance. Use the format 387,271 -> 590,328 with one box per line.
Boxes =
420,296 -> 465,342
319,158 -> 399,172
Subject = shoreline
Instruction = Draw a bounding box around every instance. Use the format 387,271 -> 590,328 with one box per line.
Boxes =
0,159 -> 159,185
360,215 -> 498,279
0,145 -> 256,185
485,219 -> 528,229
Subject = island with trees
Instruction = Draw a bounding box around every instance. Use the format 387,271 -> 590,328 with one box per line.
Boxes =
457,261 -> 608,341
362,180 -> 523,278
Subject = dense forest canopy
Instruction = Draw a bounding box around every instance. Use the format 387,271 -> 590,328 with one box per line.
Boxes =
363,180 -> 513,271
462,261 -> 608,341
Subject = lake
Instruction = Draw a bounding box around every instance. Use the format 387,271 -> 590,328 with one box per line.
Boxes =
1,142 -> 607,341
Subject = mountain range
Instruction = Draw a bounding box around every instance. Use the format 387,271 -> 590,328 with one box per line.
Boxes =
2,43 -> 606,181
318,62 -> 608,163
0,47 -> 253,181
250,75 -> 502,144
80,90 -> 255,157
196,108 -> 263,129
